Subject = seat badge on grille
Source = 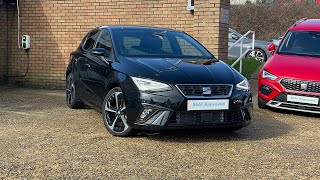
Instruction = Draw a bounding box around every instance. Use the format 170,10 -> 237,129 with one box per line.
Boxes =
300,83 -> 308,91
202,87 -> 211,95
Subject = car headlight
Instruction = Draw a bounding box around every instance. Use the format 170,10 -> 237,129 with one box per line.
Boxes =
262,70 -> 278,80
236,78 -> 250,91
131,77 -> 172,92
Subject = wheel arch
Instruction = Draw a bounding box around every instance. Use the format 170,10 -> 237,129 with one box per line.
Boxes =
107,82 -> 121,92
105,72 -> 133,97
254,47 -> 266,53
66,61 -> 74,81
66,68 -> 72,80
104,80 -> 125,100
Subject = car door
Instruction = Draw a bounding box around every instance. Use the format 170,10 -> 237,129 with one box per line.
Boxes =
78,29 -> 100,101
73,33 -> 90,97
86,29 -> 115,107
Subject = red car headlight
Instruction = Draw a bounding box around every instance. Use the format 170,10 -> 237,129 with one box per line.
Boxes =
262,70 -> 278,81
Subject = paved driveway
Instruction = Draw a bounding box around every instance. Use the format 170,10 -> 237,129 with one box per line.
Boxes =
0,82 -> 319,179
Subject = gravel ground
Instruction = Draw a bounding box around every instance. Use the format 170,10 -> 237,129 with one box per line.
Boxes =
0,80 -> 319,179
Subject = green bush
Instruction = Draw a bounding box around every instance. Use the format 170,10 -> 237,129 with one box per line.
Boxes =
230,3 -> 320,41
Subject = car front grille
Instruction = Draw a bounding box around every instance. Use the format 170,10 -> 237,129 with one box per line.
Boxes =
176,84 -> 233,98
166,110 -> 249,126
280,79 -> 320,94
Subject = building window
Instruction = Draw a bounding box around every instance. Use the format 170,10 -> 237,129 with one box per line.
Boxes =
187,0 -> 194,10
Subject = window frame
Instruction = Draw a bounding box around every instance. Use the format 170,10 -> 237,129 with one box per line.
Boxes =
82,29 -> 100,52
187,0 -> 194,11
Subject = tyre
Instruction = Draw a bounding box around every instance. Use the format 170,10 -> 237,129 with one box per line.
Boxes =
247,48 -> 267,62
66,73 -> 85,109
258,97 -> 268,109
102,87 -> 133,137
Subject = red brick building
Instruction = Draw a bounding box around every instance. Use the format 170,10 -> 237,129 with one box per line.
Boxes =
0,0 -> 230,88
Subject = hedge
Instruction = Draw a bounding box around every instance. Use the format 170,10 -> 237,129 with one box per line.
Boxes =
230,3 -> 320,41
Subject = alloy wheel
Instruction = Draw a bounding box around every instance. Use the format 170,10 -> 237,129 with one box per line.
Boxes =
103,90 -> 129,134
248,49 -> 266,62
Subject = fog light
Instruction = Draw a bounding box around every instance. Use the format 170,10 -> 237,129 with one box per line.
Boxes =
234,99 -> 243,105
260,85 -> 273,96
140,108 -> 153,119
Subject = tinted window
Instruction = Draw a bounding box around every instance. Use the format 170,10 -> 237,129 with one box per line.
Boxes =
175,36 -> 201,56
113,29 -> 213,59
96,30 -> 112,57
80,34 -> 89,48
278,31 -> 320,57
123,37 -> 141,50
83,30 -> 99,51
229,29 -> 246,39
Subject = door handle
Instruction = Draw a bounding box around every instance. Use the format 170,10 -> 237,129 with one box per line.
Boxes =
85,63 -> 91,68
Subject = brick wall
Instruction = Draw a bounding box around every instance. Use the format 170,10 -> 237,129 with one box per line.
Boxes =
0,5 -> 7,85
4,0 -> 230,88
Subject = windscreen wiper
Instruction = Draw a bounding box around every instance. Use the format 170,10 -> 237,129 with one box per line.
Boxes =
183,58 -> 219,65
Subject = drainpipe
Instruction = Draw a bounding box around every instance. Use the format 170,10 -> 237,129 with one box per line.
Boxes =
5,3 -> 9,83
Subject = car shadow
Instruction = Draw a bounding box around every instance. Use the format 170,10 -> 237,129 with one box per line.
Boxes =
143,111 -> 291,143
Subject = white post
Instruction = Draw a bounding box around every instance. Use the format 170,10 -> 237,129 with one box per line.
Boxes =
240,38 -> 243,73
252,31 -> 255,58
229,31 -> 255,74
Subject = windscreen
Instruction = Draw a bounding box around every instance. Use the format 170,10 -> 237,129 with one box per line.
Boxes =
230,29 -> 245,39
277,31 -> 320,57
112,29 -> 214,59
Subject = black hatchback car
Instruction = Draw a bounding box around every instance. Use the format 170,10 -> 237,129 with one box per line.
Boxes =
66,26 -> 253,136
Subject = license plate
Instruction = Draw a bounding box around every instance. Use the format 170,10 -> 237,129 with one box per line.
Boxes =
287,95 -> 319,105
187,100 -> 229,111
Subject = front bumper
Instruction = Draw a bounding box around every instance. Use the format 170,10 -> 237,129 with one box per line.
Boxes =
258,77 -> 320,114
124,86 -> 253,130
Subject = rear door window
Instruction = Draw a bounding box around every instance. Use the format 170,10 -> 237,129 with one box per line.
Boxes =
83,30 -> 100,51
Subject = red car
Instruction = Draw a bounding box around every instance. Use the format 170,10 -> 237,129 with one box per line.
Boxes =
258,19 -> 320,114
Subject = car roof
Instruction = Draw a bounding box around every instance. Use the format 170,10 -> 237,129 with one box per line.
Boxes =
290,19 -> 320,32
99,25 -> 181,32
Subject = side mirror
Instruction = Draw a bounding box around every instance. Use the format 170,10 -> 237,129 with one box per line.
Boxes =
268,42 -> 276,54
231,34 -> 240,40
90,48 -> 106,56
273,39 -> 280,47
